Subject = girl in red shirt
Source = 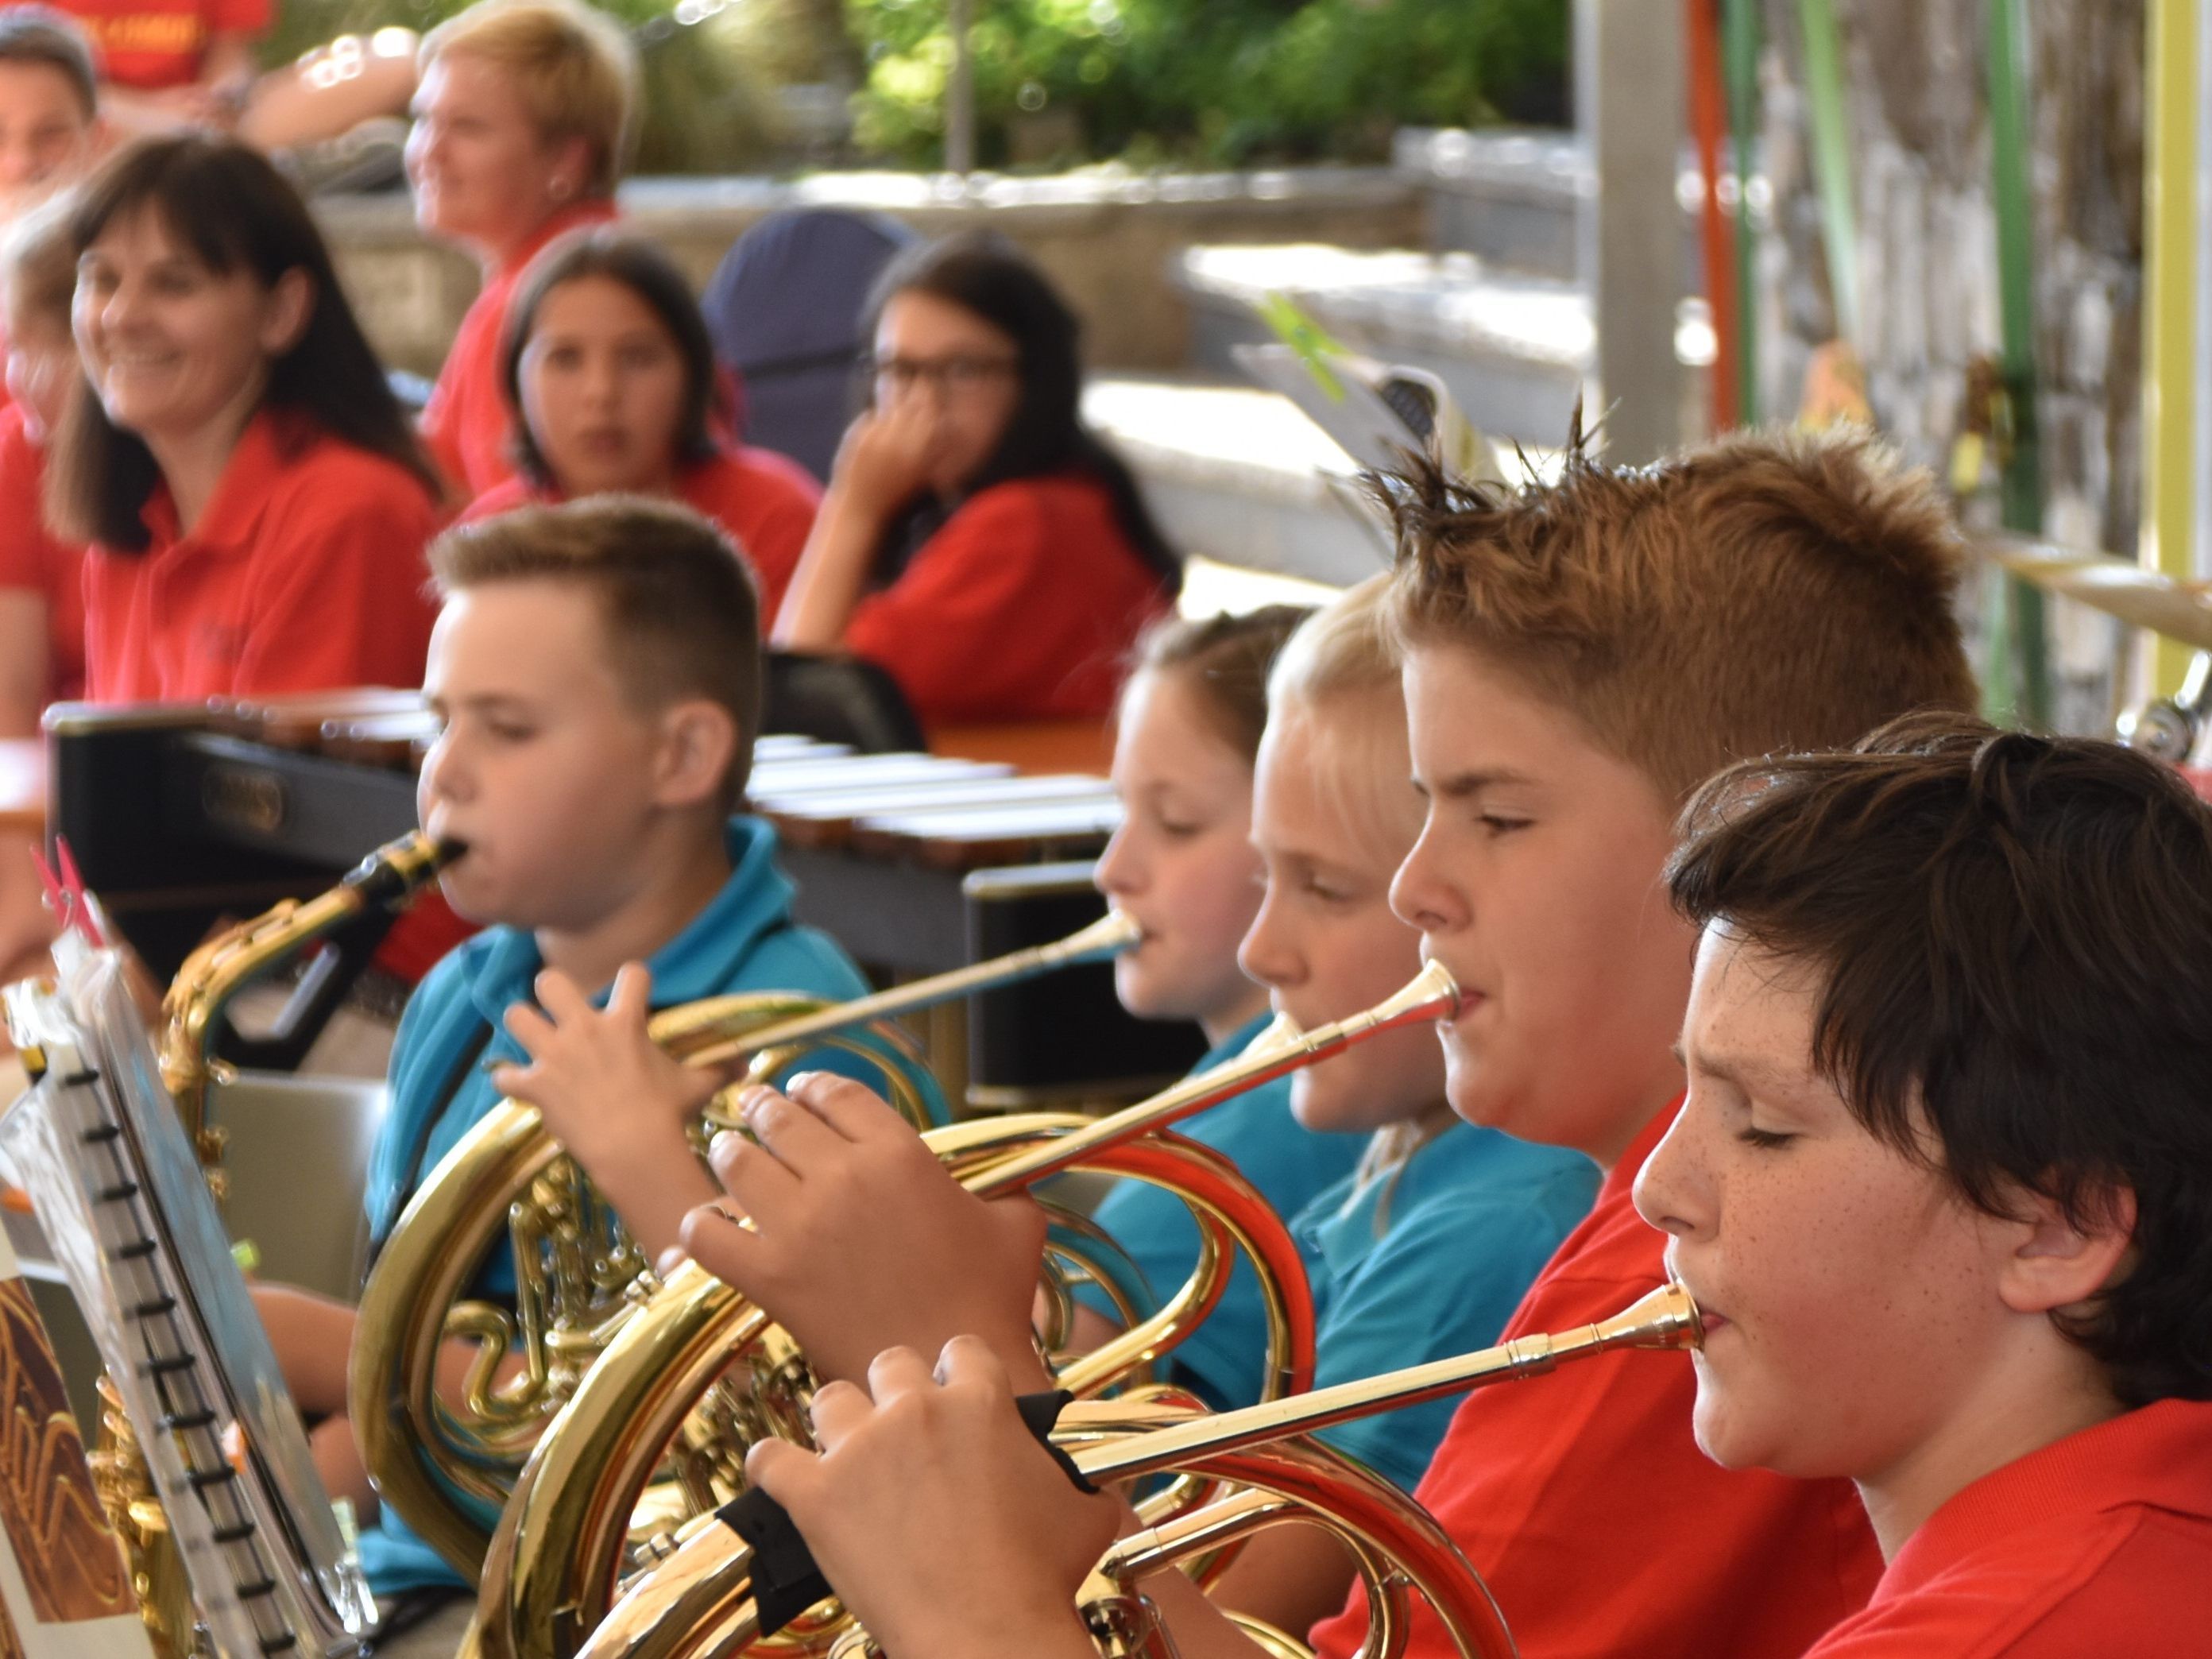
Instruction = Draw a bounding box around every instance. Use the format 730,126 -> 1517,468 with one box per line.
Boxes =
51,135 -> 444,702
407,0 -> 636,497
461,228 -> 822,623
772,232 -> 1179,726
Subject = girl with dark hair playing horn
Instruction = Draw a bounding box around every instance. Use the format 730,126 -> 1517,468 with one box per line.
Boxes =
462,227 -> 822,624
771,230 -> 1179,725
52,133 -> 444,702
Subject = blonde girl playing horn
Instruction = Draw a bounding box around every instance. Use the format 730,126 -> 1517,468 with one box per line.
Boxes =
1058,605 -> 1367,1407
658,578 -> 1599,1633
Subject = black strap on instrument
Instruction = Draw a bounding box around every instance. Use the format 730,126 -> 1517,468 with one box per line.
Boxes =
717,1388 -> 1095,1637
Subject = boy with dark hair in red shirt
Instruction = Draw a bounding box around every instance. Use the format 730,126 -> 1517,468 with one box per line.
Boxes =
679,426 -> 1982,1659
1638,713 -> 2212,1657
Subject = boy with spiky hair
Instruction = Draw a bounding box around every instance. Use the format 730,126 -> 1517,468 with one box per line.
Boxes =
719,425 -> 1982,1659
1639,714 -> 2212,1653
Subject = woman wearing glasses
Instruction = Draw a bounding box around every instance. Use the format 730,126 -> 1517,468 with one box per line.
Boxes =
772,231 -> 1181,725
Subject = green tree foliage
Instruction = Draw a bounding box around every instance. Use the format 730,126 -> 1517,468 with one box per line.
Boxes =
847,0 -> 1568,167
259,0 -> 1565,172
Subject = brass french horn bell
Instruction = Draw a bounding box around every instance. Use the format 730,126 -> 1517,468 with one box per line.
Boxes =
471,961 -> 1463,1659
574,1283 -> 1703,1659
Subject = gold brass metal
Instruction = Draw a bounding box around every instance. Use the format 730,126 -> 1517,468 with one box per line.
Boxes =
160,830 -> 451,1170
571,1282 -> 1701,1659
474,961 -> 1464,1659
349,911 -> 1147,1578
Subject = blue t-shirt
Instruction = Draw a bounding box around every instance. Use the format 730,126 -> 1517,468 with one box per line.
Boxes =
358,814 -> 946,1593
1297,1122 -> 1598,1492
1068,1013 -> 1368,1410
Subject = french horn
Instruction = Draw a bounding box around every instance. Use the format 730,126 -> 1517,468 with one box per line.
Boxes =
574,1282 -> 1703,1659
350,912 -> 1326,1580
470,961 -> 1462,1659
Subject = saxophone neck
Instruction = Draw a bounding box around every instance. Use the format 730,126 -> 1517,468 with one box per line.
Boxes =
157,831 -> 454,1141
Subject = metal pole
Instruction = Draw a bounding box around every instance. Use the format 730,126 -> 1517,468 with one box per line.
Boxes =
1987,0 -> 2050,729
2142,0 -> 2202,694
1576,0 -> 1686,463
945,0 -> 975,175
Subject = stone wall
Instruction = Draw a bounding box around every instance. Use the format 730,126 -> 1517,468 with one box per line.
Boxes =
1754,0 -> 2145,732
314,165 -> 1425,381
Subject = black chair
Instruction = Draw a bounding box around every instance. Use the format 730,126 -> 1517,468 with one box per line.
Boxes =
702,208 -> 920,483
763,650 -> 926,754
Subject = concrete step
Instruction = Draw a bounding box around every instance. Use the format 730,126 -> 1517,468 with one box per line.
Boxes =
1393,125 -> 1751,284
1170,243 -> 1594,448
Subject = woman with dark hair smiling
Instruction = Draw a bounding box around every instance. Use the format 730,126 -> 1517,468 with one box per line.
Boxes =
52,133 -> 444,700
462,228 -> 822,621
773,230 -> 1180,725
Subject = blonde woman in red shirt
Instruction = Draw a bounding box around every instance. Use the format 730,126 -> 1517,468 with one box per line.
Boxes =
406,0 -> 635,497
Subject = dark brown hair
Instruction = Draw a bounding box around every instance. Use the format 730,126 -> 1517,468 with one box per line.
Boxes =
500,227 -> 721,490
1383,420 -> 1978,800
428,496 -> 763,806
1669,711 -> 2212,1408
1125,605 -> 1311,763
0,7 -> 96,118
49,136 -> 441,550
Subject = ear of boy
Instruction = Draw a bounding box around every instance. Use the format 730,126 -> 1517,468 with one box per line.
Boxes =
649,700 -> 740,810
1999,1184 -> 2137,1320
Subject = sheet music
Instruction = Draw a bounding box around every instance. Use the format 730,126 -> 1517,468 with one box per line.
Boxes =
0,953 -> 373,1658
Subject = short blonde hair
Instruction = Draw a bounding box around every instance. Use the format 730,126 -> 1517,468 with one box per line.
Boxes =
421,0 -> 639,197
429,497 -> 761,806
1268,573 -> 1398,710
1263,574 -> 1417,876
1,190 -> 76,331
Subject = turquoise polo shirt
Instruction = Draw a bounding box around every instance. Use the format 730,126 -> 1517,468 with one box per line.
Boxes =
1067,1012 -> 1368,1410
358,814 -> 946,1594
1297,1122 -> 1598,1492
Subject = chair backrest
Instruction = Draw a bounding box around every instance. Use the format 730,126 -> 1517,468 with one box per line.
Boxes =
703,208 -> 921,482
215,1071 -> 388,1300
762,649 -> 926,754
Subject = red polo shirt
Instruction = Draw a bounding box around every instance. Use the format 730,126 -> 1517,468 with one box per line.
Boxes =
0,404 -> 83,703
1804,1398 -> 2212,1657
53,0 -> 269,90
82,410 -> 441,702
461,443 -> 822,623
841,473 -> 1172,725
1311,1100 -> 1884,1659
420,200 -> 619,499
